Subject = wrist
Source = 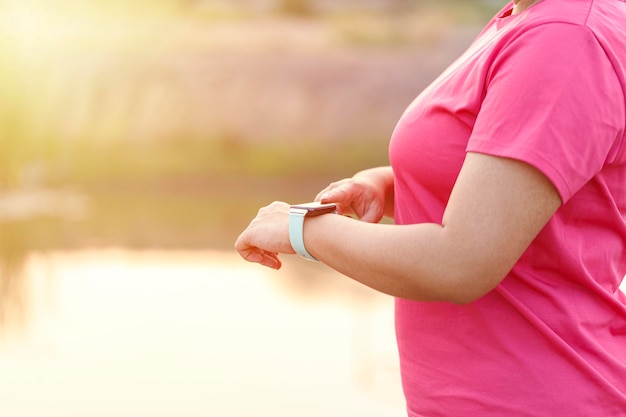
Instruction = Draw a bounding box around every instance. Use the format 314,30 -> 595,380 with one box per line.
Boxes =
288,202 -> 337,261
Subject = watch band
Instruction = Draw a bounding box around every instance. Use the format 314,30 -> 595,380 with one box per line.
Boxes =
289,208 -> 318,261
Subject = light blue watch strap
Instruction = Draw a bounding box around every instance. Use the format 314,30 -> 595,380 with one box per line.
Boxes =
289,208 -> 318,261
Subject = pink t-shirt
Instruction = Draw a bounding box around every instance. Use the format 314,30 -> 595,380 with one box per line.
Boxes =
389,0 -> 626,415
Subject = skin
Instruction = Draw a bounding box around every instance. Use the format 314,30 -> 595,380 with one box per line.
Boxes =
235,153 -> 561,304
513,0 -> 542,14
235,0 -> 558,305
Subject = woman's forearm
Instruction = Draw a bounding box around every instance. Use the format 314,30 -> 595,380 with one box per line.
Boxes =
302,214 -> 475,303
235,155 -> 561,302
301,155 -> 561,304
312,167 -> 475,303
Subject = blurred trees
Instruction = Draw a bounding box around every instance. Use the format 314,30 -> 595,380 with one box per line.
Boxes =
0,0 -> 499,190
275,0 -> 315,16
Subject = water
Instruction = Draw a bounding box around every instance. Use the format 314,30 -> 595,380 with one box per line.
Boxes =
0,249 -> 404,417
7,248 -> 623,417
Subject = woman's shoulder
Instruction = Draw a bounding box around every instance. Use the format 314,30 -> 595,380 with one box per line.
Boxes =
494,0 -> 626,60
484,0 -> 623,32
519,0 -> 625,33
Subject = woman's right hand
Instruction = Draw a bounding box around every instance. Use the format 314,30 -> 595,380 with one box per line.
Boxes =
315,166 -> 395,223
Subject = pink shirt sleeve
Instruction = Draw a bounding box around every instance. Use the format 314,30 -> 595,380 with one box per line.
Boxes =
467,23 -> 625,203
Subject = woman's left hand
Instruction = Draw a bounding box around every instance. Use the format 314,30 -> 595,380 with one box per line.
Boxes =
234,201 -> 294,269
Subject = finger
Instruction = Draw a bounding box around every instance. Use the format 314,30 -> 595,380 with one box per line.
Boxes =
238,246 -> 282,270
259,252 -> 282,270
316,188 -> 336,202
234,234 -> 263,261
237,246 -> 263,263
320,185 -> 349,203
321,189 -> 359,217
315,179 -> 349,202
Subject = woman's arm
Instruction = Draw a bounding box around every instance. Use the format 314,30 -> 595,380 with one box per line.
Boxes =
235,153 -> 561,304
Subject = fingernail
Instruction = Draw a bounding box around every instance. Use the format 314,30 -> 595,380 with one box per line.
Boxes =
248,253 -> 264,263
321,192 -> 331,201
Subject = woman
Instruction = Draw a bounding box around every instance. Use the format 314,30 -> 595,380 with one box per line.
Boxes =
235,0 -> 626,415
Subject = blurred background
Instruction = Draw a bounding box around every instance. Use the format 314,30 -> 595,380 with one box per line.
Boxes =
0,1 -> 501,416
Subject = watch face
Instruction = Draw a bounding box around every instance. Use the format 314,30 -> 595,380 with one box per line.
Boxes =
291,202 -> 337,215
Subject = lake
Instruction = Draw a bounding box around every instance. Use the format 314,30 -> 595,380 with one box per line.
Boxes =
0,249 -> 405,417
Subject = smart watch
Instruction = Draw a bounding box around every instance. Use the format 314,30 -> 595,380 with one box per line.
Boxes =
288,202 -> 337,261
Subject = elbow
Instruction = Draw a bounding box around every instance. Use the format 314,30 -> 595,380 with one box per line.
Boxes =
397,271 -> 502,305
436,268 -> 507,305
